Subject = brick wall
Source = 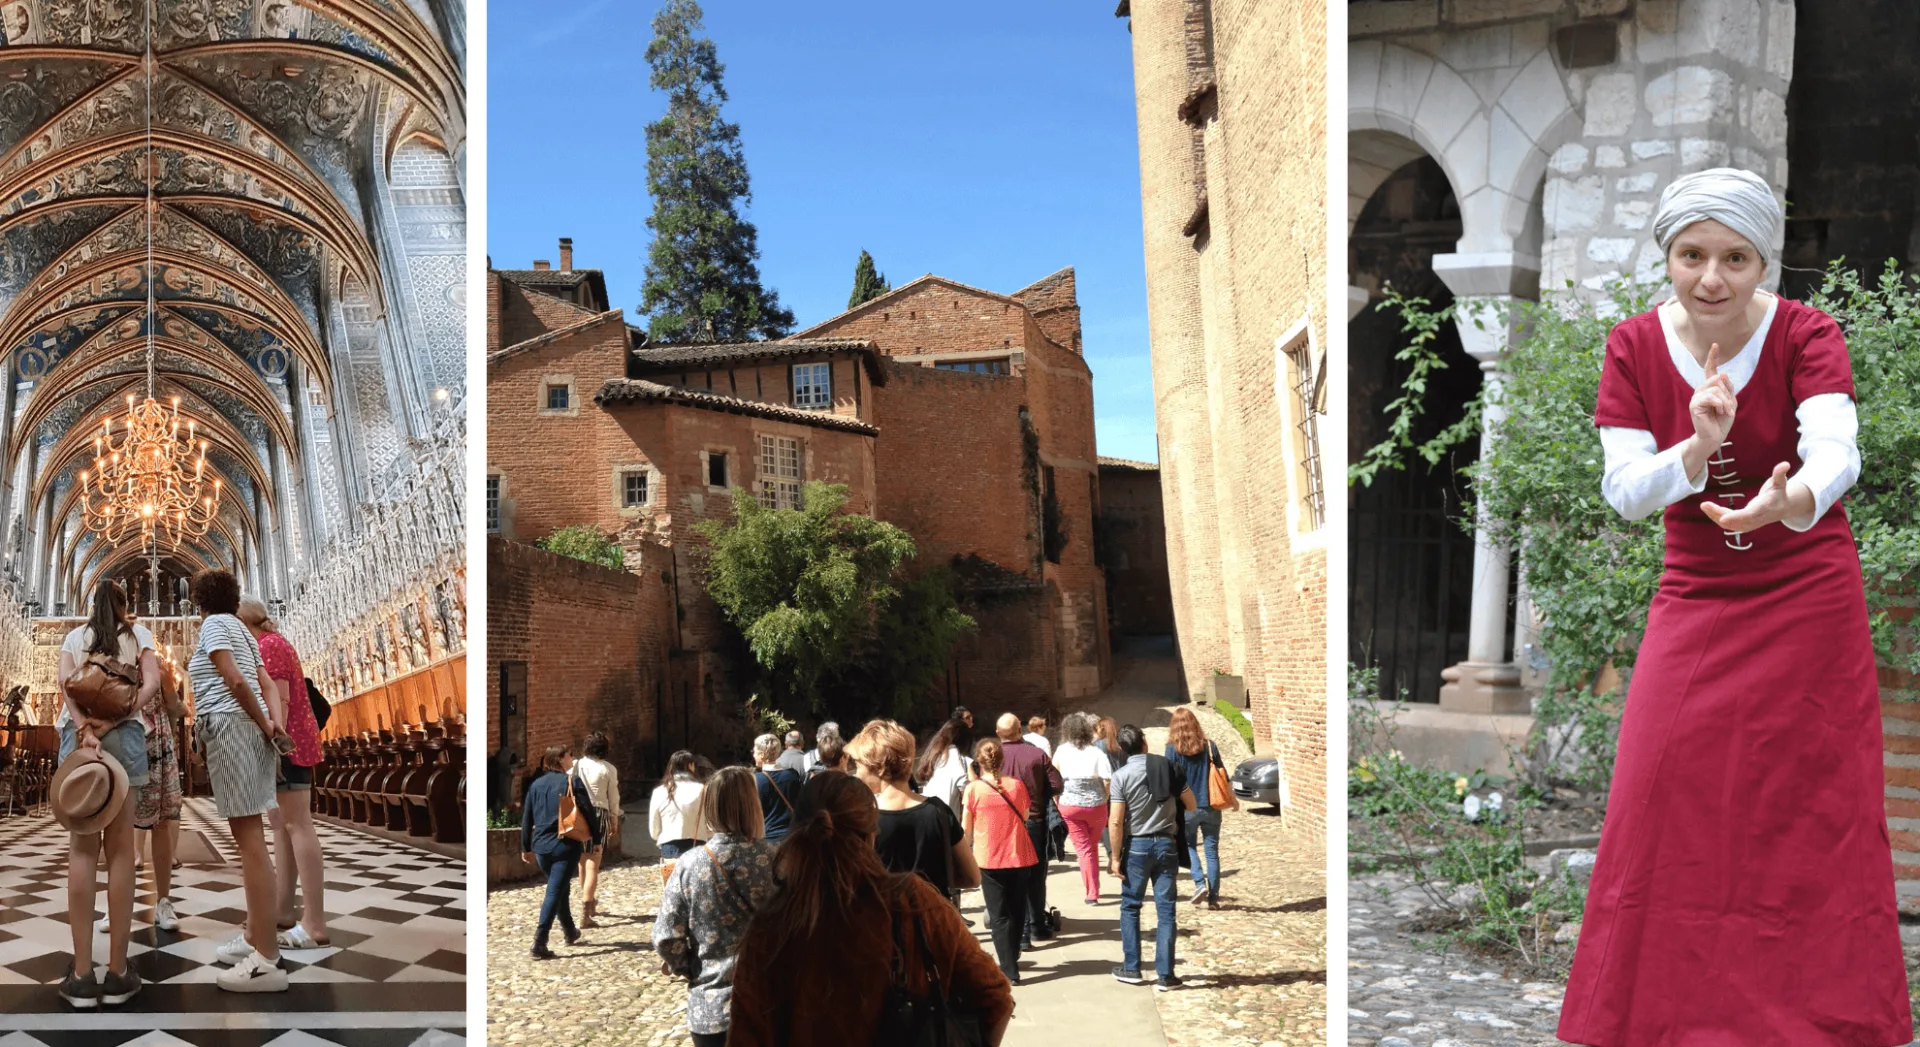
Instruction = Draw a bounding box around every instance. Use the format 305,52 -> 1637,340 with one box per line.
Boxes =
1125,0 -> 1329,834
486,537 -> 671,807
1098,465 -> 1176,636
495,276 -> 604,353
803,280 -> 1033,361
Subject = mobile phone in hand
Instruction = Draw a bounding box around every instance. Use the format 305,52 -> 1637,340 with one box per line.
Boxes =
272,733 -> 296,756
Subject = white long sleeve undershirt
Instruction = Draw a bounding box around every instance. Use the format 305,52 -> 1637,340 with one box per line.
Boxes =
1599,392 -> 1860,530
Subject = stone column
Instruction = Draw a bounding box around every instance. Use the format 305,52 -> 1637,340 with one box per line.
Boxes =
1432,251 -> 1539,715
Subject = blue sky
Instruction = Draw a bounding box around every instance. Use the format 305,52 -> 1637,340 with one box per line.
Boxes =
487,0 -> 1159,463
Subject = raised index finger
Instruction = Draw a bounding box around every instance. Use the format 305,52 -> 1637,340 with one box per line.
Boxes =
1703,342 -> 1722,380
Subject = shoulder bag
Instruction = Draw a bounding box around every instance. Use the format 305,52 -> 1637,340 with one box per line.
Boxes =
1207,742 -> 1239,812
703,843 -> 757,912
873,883 -> 986,1047
557,770 -> 593,843
67,631 -> 142,723
759,769 -> 795,814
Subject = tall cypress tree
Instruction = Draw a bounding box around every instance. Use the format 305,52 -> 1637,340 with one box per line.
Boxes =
639,0 -> 793,343
848,249 -> 891,309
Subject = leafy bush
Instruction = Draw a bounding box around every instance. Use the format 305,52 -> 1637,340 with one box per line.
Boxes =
485,806 -> 519,830
697,481 -> 975,726
1349,685 -> 1583,973
537,525 -> 626,571
1213,700 -> 1255,751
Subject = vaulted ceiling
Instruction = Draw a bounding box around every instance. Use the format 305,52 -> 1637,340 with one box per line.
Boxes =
0,0 -> 463,607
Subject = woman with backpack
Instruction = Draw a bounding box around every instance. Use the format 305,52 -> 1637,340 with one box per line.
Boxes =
653,767 -> 776,1047
55,580 -> 160,1008
726,772 -> 1014,1046
1163,707 -> 1229,908
751,734 -> 803,844
519,745 -> 602,958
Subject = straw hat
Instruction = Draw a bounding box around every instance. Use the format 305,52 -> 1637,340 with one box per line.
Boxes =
50,745 -> 128,834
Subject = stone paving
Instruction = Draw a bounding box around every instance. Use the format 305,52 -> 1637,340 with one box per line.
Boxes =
1152,806 -> 1325,1047
487,803 -> 1324,1047
1351,868 -> 1920,1047
1348,870 -> 1564,1047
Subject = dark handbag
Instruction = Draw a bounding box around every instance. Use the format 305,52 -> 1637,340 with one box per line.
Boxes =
305,677 -> 331,730
872,885 -> 986,1047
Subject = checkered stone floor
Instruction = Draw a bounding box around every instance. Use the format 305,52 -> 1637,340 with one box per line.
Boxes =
0,798 -> 466,1046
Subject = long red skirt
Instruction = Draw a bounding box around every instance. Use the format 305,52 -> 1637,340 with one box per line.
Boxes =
1557,537 -> 1911,1045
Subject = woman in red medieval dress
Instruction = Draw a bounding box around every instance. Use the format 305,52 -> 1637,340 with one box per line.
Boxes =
1558,167 -> 1911,1046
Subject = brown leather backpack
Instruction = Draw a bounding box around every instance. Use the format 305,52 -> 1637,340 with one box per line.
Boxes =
66,652 -> 140,723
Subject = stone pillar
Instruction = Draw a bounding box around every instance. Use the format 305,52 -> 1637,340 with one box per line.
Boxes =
1432,251 -> 1539,715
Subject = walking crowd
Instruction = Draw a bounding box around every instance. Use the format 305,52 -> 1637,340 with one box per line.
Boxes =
52,570 -> 334,1007
515,703 -> 1241,1045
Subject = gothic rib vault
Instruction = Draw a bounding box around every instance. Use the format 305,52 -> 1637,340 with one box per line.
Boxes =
0,0 -> 467,722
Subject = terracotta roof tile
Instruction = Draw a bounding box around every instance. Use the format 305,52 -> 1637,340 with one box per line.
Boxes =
593,379 -> 880,434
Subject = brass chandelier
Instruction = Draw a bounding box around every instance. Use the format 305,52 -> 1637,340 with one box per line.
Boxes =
75,0 -> 220,553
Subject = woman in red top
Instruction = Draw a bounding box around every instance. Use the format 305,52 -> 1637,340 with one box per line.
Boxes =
239,599 -> 330,950
1559,168 -> 1909,1045
962,737 -> 1039,985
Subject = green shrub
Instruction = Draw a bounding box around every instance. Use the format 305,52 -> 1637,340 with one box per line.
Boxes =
1213,700 -> 1255,751
537,525 -> 625,571
485,807 -> 519,830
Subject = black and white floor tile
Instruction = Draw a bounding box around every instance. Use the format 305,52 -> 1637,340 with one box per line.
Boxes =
0,799 -> 465,1047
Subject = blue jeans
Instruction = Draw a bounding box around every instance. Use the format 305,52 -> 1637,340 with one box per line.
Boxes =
58,719 -> 150,788
1119,835 -> 1177,979
659,839 -> 698,859
534,854 -> 578,950
1185,808 -> 1222,900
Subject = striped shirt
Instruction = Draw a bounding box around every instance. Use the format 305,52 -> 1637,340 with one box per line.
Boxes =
187,614 -> 262,719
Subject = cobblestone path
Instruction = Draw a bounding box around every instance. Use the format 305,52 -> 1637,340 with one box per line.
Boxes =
1350,869 -> 1920,1047
487,804 -> 1323,1046
1348,871 -> 1563,1047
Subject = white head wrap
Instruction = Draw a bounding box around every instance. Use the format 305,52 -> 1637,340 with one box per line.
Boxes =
1653,167 -> 1783,265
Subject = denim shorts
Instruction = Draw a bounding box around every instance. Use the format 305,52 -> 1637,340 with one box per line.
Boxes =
59,718 -> 151,789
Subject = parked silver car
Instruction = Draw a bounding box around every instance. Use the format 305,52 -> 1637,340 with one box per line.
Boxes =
1230,756 -> 1281,807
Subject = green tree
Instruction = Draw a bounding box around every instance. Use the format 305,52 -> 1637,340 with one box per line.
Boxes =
696,482 -> 975,725
536,525 -> 625,571
848,249 -> 891,309
639,0 -> 794,343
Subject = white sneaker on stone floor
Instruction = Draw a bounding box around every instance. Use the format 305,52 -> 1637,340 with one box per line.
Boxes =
215,934 -> 254,964
215,951 -> 287,993
152,898 -> 178,932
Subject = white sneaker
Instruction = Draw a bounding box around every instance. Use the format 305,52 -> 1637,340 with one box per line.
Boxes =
214,934 -> 254,965
215,951 -> 287,993
152,898 -> 178,932
93,918 -> 109,935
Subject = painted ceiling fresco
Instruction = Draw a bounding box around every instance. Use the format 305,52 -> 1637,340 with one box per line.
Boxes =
0,0 -> 460,594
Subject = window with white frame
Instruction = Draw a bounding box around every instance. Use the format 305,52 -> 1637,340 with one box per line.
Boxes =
486,475 -> 501,533
1285,340 -> 1325,530
791,363 -> 831,410
758,435 -> 803,510
622,470 -> 649,508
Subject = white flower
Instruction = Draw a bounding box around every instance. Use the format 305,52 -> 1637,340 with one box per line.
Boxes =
1488,792 -> 1504,813
1463,794 -> 1482,821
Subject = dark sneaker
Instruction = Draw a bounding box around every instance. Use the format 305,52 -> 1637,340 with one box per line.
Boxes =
1111,966 -> 1146,985
530,945 -> 557,960
1156,975 -> 1185,992
100,967 -> 140,1005
57,969 -> 101,1009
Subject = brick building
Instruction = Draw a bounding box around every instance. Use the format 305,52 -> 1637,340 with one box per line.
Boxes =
486,245 -> 1120,779
1096,458 -> 1176,637
1115,0 -> 1331,833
